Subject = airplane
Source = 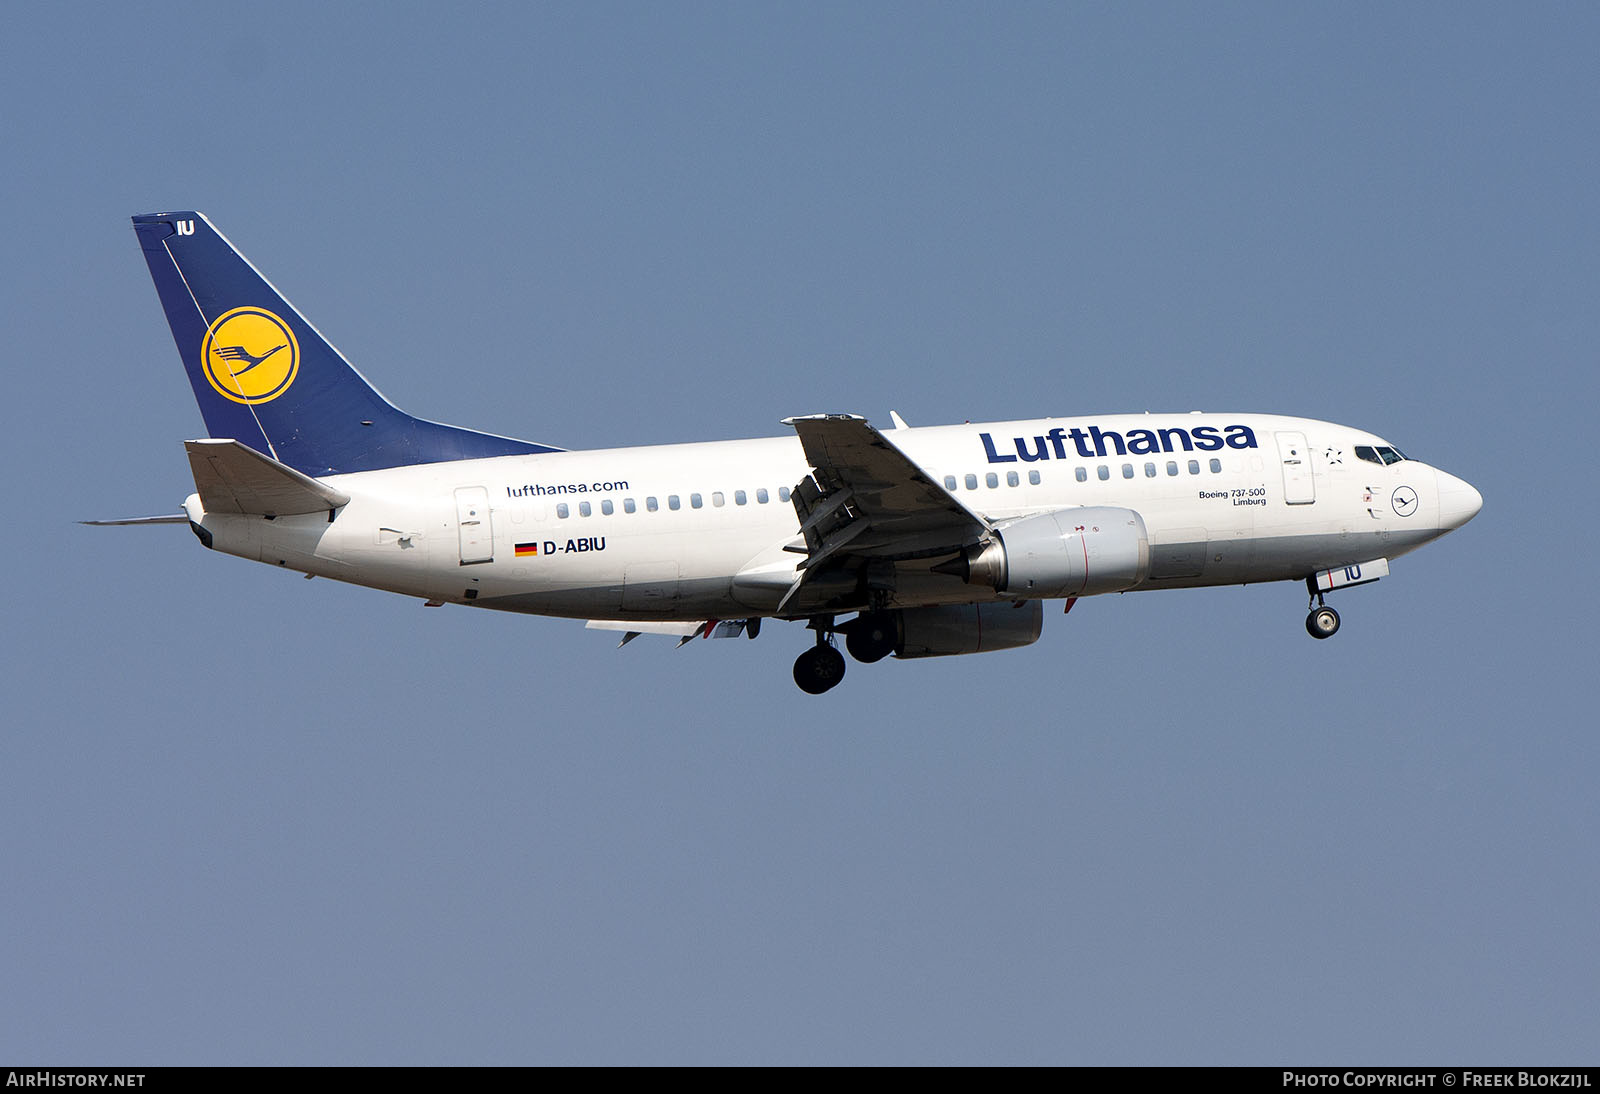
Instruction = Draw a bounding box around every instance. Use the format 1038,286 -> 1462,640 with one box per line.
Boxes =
101,211 -> 1482,694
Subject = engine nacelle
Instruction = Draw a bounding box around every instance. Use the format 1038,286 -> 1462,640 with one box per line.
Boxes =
894,600 -> 1044,659
943,506 -> 1150,599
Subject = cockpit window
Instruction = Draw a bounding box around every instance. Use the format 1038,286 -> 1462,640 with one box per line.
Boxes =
1355,445 -> 1409,466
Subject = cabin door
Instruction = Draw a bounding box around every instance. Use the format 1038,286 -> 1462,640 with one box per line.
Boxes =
1275,432 -> 1315,505
455,486 -> 495,564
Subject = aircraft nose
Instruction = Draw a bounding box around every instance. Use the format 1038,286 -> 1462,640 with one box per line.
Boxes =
1436,469 -> 1483,530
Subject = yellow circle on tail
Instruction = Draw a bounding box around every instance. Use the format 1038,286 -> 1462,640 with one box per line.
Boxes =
200,307 -> 300,404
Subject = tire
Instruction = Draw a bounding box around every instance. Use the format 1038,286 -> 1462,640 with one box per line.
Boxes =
1306,605 -> 1341,639
845,613 -> 895,663
793,645 -> 848,694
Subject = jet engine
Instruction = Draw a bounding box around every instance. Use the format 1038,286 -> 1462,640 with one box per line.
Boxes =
891,600 -> 1044,659
935,506 -> 1150,599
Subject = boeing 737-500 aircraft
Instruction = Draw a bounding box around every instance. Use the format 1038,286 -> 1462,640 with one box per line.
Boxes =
103,212 -> 1482,693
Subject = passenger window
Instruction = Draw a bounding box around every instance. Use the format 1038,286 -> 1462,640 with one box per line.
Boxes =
1144,462 -> 1156,478
646,496 -> 659,512
944,475 -> 957,491
756,488 -> 769,504
1075,467 -> 1087,482
579,501 -> 592,517
734,490 -> 747,506
601,499 -> 614,515
1188,460 -> 1200,475
1166,461 -> 1178,476
691,493 -> 703,509
1209,459 -> 1221,473
1006,471 -> 1019,487
779,487 -> 791,502
1122,464 -> 1134,479
624,498 -> 636,514
668,495 -> 681,510
1097,465 -> 1109,481
556,503 -> 569,519
712,491 -> 724,507
1028,470 -> 1041,485
965,474 -> 978,491
986,472 -> 999,489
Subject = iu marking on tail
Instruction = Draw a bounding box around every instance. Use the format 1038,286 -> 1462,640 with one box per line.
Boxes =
100,211 -> 1482,694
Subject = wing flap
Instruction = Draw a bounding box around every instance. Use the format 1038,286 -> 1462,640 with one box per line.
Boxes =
585,619 -> 747,647
185,439 -> 351,517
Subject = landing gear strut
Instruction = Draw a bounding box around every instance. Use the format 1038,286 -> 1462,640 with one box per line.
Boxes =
793,619 -> 847,694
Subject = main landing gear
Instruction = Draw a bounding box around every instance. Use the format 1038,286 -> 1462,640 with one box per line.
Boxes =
843,611 -> 895,664
792,612 -> 900,693
793,618 -> 847,695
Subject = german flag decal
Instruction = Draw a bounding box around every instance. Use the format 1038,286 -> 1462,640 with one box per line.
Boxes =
514,542 -> 539,557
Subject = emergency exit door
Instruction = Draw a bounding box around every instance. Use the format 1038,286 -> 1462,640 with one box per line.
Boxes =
455,486 -> 494,564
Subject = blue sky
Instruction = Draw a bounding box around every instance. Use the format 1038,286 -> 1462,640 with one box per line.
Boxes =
2,2 -> 1595,1064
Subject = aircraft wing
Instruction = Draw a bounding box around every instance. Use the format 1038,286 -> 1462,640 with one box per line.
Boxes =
586,618 -> 748,647
776,414 -> 990,617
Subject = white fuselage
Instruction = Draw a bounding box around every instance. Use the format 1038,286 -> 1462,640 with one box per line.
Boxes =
185,412 -> 1478,621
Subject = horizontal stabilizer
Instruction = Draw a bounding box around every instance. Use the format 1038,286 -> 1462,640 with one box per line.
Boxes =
81,514 -> 188,526
185,439 -> 351,517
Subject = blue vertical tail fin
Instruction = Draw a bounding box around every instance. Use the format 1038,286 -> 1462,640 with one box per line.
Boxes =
133,211 -> 560,476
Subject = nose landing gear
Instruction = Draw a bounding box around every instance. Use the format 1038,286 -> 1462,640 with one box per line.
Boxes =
1305,581 -> 1341,639
1306,603 -> 1341,639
